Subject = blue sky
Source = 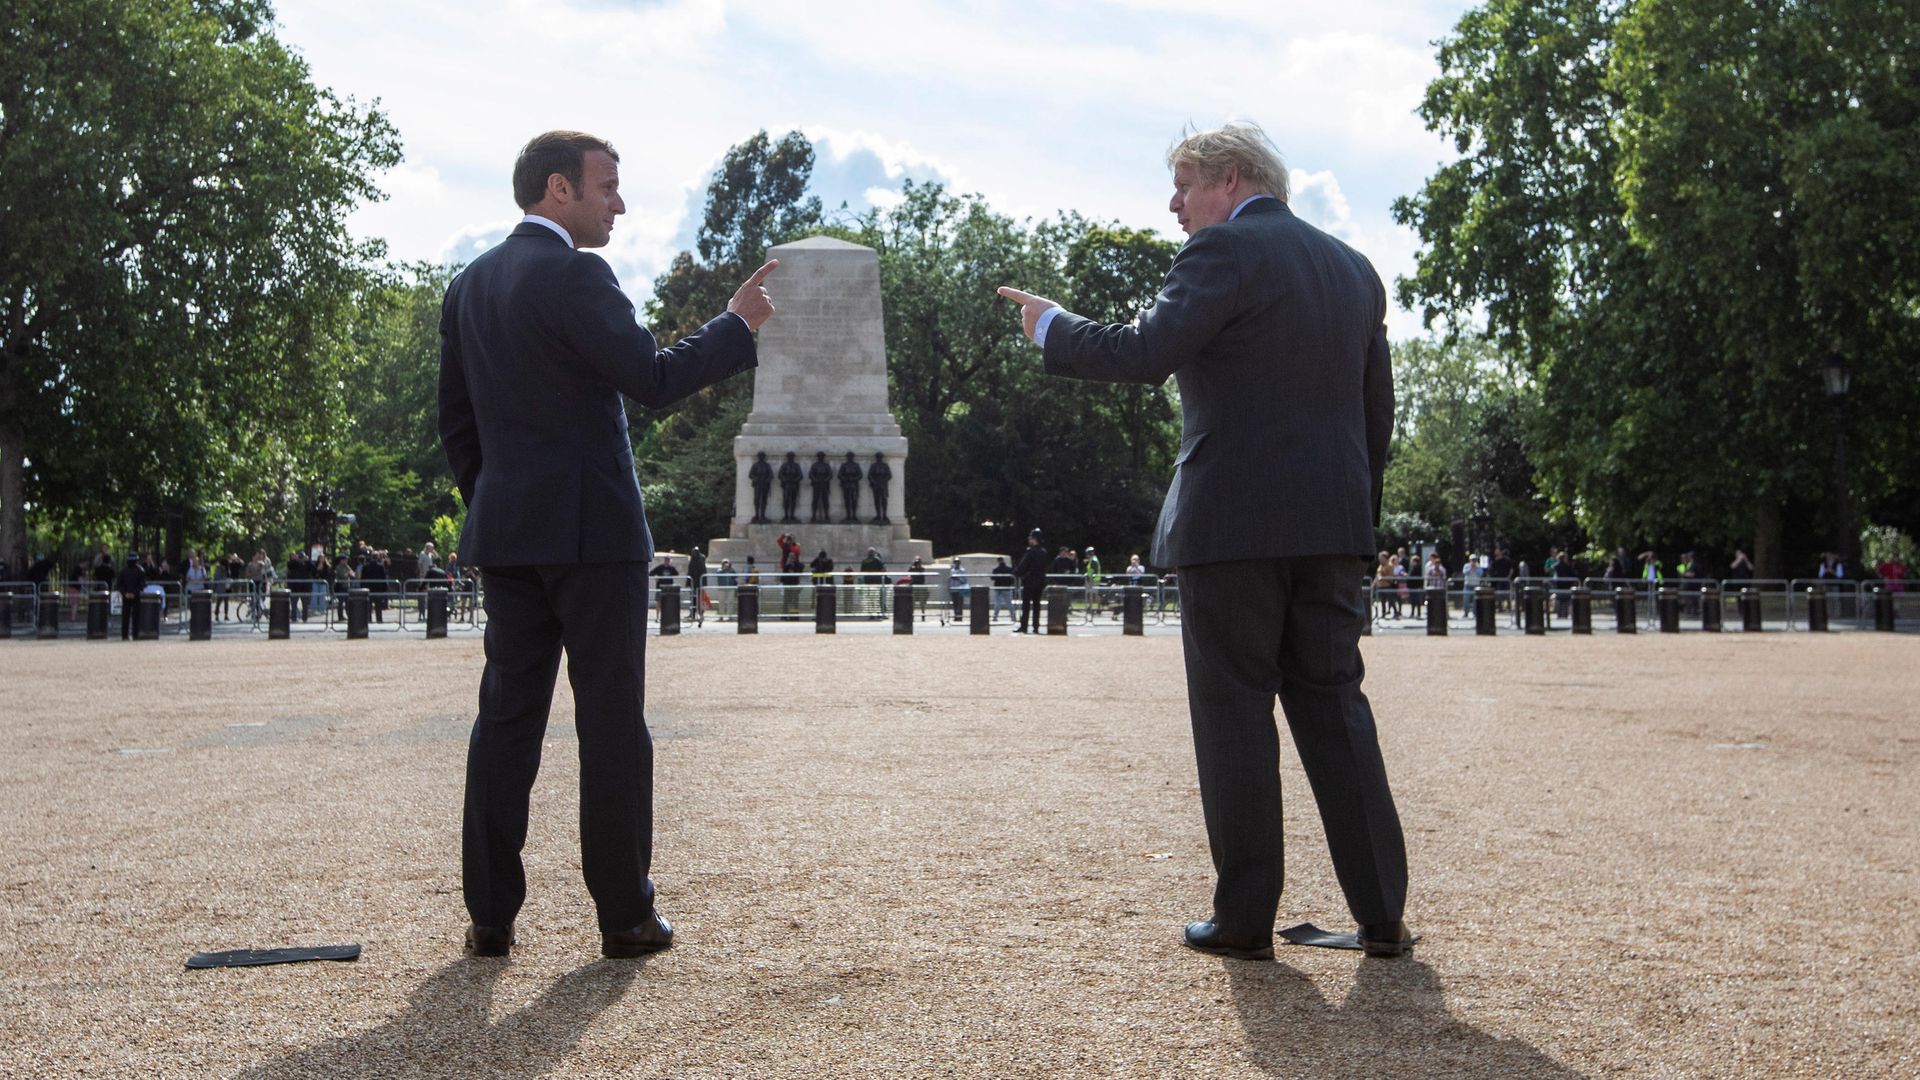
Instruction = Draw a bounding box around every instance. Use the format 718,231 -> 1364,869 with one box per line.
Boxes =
275,0 -> 1475,339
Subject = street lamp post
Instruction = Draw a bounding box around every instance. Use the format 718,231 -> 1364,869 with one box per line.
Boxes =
1823,353 -> 1856,574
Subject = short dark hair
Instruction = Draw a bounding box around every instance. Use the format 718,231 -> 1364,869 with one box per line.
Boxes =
512,131 -> 618,210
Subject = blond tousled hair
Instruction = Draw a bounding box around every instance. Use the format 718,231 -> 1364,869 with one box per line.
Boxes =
1166,121 -> 1289,204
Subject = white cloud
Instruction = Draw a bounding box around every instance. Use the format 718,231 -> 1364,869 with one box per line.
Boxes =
275,0 -> 1474,335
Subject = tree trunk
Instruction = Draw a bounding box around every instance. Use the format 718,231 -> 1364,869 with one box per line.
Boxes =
1752,499 -> 1785,580
0,419 -> 24,576
0,357 -> 24,573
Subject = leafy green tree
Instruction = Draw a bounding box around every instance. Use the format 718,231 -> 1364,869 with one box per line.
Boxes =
325,263 -> 458,550
0,0 -> 399,569
866,182 -> 1179,559
1394,0 -> 1920,576
635,131 -> 822,551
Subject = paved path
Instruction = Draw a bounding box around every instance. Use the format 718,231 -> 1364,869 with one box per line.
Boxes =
1,634 -> 1915,1077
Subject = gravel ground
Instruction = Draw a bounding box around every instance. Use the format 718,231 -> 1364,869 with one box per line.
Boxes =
1,632 -> 1915,1079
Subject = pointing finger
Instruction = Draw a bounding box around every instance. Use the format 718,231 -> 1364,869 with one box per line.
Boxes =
996,286 -> 1038,305
746,259 -> 780,286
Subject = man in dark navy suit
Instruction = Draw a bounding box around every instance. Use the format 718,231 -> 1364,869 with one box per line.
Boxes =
999,121 -> 1410,960
439,130 -> 777,959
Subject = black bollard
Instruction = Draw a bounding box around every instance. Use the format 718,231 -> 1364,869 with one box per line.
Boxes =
892,583 -> 913,634
1657,587 -> 1680,634
1701,585 -> 1722,632
136,592 -> 162,640
1047,585 -> 1070,635
658,583 -> 680,636
36,593 -> 58,639
736,584 -> 759,634
426,587 -> 449,639
1571,586 -> 1592,634
1806,587 -> 1829,632
1474,585 -> 1496,636
1740,587 -> 1763,632
970,583 -> 990,635
189,590 -> 212,641
267,589 -> 291,639
1611,587 -> 1636,634
346,588 -> 370,638
1427,589 -> 1448,635
85,591 -> 107,640
1524,586 -> 1546,635
0,591 -> 12,640
1874,587 -> 1896,632
816,583 -> 837,634
1122,586 -> 1145,637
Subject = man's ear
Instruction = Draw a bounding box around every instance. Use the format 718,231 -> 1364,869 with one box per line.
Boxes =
546,171 -> 572,203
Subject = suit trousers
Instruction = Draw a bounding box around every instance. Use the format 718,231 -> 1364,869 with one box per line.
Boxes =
464,562 -> 656,932
1176,556 -> 1407,933
1018,581 -> 1044,630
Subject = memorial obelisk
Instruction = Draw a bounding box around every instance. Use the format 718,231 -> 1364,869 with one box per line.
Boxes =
706,236 -> 932,568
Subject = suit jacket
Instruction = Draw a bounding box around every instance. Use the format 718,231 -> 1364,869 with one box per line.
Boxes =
439,222 -> 757,566
1042,198 -> 1392,568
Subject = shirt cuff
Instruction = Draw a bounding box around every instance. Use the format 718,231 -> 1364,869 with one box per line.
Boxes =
1034,306 -> 1063,346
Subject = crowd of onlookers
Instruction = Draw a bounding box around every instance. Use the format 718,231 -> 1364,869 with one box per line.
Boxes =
1367,544 -> 1911,619
1,540 -> 479,634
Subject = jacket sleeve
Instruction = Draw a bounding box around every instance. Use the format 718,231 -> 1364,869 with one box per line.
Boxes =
1362,273 -> 1394,528
1041,226 -> 1241,386
559,254 -> 757,409
437,278 -> 481,508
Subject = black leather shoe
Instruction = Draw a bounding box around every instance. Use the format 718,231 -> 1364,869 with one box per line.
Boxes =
1183,921 -> 1274,960
602,913 -> 673,958
465,923 -> 514,957
1359,920 -> 1414,958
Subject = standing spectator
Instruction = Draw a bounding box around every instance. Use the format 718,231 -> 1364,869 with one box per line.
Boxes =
212,554 -> 232,620
287,549 -> 311,621
714,558 -> 738,617
90,546 -> 115,590
333,551 -> 356,617
686,548 -> 708,626
1460,553 -> 1483,613
185,553 -> 209,601
114,553 -> 146,639
1602,548 -> 1629,582
907,556 -> 928,618
1817,552 -> 1846,579
1424,552 -> 1448,617
311,550 -> 332,620
948,558 -> 970,622
1373,552 -> 1396,619
361,551 -> 390,622
416,541 -> 437,580
1728,548 -> 1756,580
1877,553 -> 1907,593
991,557 -> 1016,622
245,549 -> 271,620
1081,546 -> 1104,619
1488,547 -> 1513,612
1013,530 -> 1050,633
1639,551 -> 1664,584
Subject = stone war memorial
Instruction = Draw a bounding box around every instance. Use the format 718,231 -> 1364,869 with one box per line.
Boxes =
707,236 -> 933,571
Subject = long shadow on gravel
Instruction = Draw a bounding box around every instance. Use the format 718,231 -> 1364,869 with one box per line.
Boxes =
1228,959 -> 1588,1079
237,957 -> 640,1079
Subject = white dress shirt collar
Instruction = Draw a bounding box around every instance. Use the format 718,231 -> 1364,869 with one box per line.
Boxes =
522,213 -> 573,248
1230,194 -> 1277,219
